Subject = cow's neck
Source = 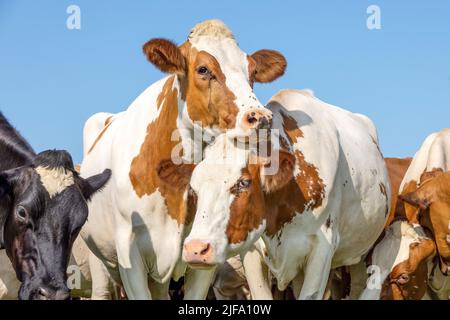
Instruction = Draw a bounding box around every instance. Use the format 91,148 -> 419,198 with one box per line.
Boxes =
129,75 -> 194,226
261,127 -> 326,239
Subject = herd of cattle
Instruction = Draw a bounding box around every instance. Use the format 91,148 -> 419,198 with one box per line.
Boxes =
0,20 -> 449,300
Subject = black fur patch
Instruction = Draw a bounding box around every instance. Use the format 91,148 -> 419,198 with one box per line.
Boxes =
34,150 -> 75,172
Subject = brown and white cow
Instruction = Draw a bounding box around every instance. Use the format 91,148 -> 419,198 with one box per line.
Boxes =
395,129 -> 450,287
158,89 -> 390,299
360,219 -> 436,300
400,171 -> 450,299
80,20 -> 287,299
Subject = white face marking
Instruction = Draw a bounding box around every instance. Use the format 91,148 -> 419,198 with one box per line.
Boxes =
35,166 -> 74,198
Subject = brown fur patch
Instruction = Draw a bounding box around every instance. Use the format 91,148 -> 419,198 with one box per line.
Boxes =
396,180 -> 420,224
183,47 -> 238,129
143,38 -> 185,74
384,157 -> 412,226
281,112 -> 303,143
87,116 -> 114,154
156,76 -> 175,109
262,112 -> 325,236
129,76 -> 191,225
249,49 -> 287,83
414,172 -> 450,273
226,165 -> 266,244
397,171 -> 450,275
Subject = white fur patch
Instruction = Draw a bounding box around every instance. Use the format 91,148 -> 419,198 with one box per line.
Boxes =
188,19 -> 234,40
35,166 -> 75,198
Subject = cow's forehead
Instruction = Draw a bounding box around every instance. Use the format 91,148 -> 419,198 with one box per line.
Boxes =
35,166 -> 75,199
191,162 -> 244,192
190,37 -> 249,76
191,135 -> 249,191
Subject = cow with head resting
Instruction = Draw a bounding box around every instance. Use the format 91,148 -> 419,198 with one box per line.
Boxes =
80,20 -> 287,299
158,89 -> 390,299
360,219 -> 436,300
398,129 -> 450,277
361,129 -> 450,300
0,112 -> 111,299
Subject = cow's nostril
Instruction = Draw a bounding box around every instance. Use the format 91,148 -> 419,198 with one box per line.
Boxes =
248,115 -> 257,124
200,243 -> 211,256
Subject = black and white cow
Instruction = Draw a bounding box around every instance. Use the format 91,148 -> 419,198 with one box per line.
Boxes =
0,112 -> 111,299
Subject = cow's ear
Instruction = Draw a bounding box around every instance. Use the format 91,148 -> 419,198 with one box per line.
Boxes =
261,150 -> 295,193
79,169 -> 112,201
399,191 -> 431,210
157,160 -> 196,191
250,49 -> 287,83
143,38 -> 186,75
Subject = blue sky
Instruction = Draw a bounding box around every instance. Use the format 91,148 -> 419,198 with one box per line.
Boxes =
0,1 -> 449,163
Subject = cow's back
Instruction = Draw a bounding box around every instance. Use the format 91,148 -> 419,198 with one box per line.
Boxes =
267,89 -> 389,268
400,129 -> 450,191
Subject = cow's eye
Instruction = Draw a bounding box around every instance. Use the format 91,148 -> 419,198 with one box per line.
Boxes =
16,206 -> 27,222
237,179 -> 251,190
197,66 -> 210,76
396,273 -> 410,285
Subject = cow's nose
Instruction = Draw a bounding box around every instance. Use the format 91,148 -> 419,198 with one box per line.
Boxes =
242,109 -> 273,130
183,239 -> 214,266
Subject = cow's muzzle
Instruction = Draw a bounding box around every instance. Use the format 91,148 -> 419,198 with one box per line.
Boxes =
242,109 -> 273,130
183,239 -> 216,269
